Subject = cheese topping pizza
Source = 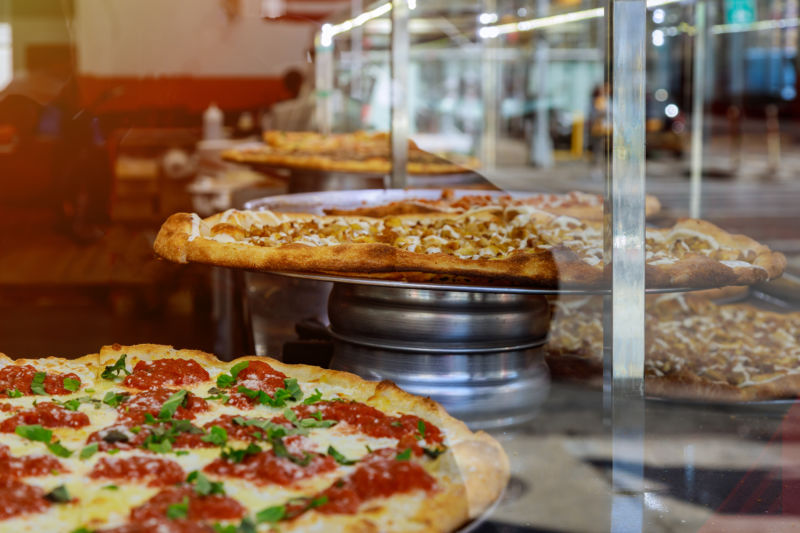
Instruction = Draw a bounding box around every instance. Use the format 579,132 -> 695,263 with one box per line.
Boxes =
222,131 -> 479,176
0,344 -> 508,532
155,206 -> 785,288
547,294 -> 800,401
324,189 -> 662,222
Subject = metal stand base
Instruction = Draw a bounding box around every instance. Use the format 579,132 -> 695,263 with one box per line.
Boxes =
327,283 -> 551,429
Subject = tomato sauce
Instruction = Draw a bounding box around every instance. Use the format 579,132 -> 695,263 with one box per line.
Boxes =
223,360 -> 287,408
0,478 -> 50,519
203,448 -> 336,486
0,402 -> 89,432
316,448 -> 437,515
0,443 -> 66,478
130,485 -> 245,522
123,359 -> 210,390
117,389 -> 209,425
293,401 -> 444,445
0,365 -> 81,396
90,456 -> 184,486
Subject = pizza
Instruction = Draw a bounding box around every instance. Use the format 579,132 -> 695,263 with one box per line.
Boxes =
323,189 -> 662,222
546,293 -> 800,401
153,206 -> 786,288
221,131 -> 479,175
0,343 -> 508,532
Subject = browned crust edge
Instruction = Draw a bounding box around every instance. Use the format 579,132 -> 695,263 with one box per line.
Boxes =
154,211 -> 785,289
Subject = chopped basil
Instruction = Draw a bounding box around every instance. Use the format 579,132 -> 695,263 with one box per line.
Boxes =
201,426 -> 228,447
6,389 -> 23,398
187,471 -> 225,496
15,424 -> 52,443
217,361 -> 249,388
396,448 -> 412,461
60,399 -> 81,411
102,391 -> 128,408
144,413 -> 157,424
283,378 -> 303,402
390,421 -> 403,427
107,448 -> 120,455
102,485 -> 118,490
79,443 -> 98,460
101,354 -> 130,381
146,440 -> 172,454
220,443 -> 261,463
232,416 -> 291,440
141,419 -> 202,454
46,441 -> 72,457
327,445 -> 356,465
255,505 -> 286,523
299,417 -> 336,429
70,528 -> 93,533
417,420 -> 426,440
166,496 -> 189,520
62,378 -> 80,392
31,372 -> 47,395
302,389 -> 323,405
271,436 -> 312,466
158,389 -> 188,420
45,485 -> 71,503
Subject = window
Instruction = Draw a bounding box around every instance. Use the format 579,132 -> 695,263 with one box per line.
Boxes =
0,23 -> 11,91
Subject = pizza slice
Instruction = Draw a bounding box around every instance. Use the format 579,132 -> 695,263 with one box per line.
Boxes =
154,206 -> 785,288
546,293 -> 800,401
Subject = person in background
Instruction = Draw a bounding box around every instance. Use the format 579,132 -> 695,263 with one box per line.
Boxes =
262,68 -> 316,132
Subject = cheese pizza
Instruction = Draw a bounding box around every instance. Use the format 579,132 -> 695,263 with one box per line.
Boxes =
154,206 -> 785,288
323,189 -> 662,222
0,344 -> 508,532
222,131 -> 479,175
546,294 -> 800,401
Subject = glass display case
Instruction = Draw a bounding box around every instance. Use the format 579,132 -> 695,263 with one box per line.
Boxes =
0,0 -> 799,531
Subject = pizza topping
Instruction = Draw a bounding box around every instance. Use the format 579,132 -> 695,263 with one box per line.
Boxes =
90,455 -> 185,486
549,294 -> 800,393
0,401 -> 90,432
87,419 -> 210,453
101,485 -> 245,533
101,354 -> 131,381
0,443 -> 66,478
0,365 -> 82,396
118,388 -> 209,425
123,359 -> 211,390
315,448 -> 437,514
0,478 -> 50,519
14,424 -> 72,457
203,446 -> 336,486
292,401 -> 445,446
217,361 -> 303,409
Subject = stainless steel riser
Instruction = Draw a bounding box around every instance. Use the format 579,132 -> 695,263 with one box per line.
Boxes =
327,283 -> 551,429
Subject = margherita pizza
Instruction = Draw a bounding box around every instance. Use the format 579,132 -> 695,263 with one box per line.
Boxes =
323,189 -> 661,222
222,131 -> 479,175
546,294 -> 800,401
0,344 -> 508,532
154,206 -> 785,288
